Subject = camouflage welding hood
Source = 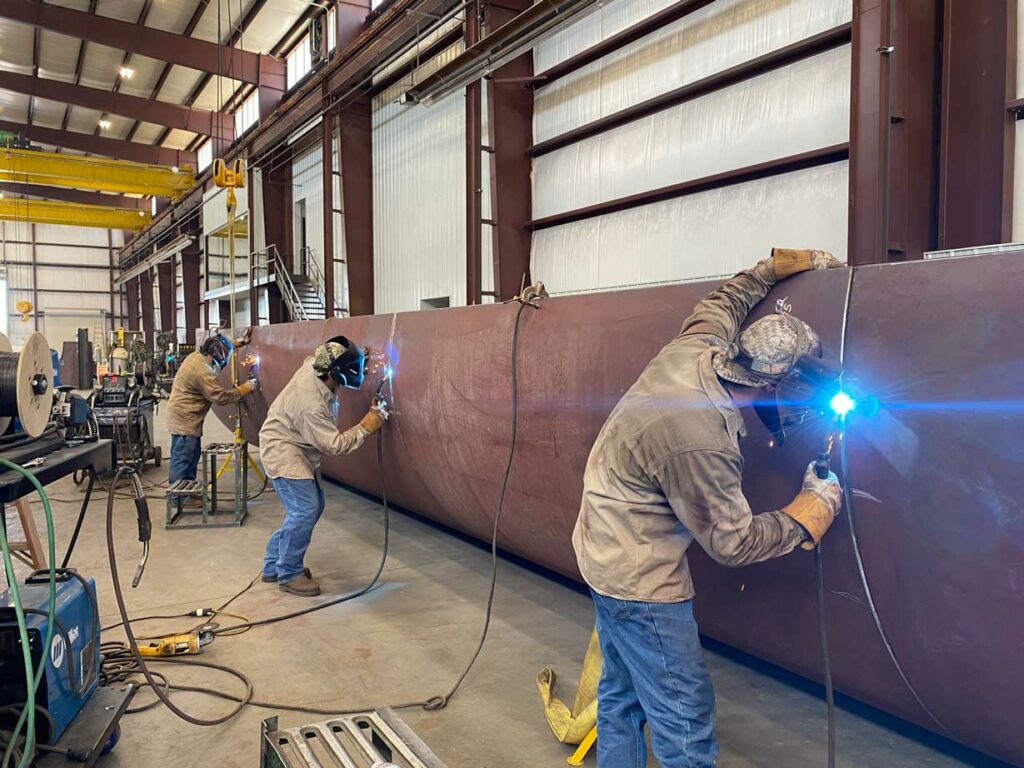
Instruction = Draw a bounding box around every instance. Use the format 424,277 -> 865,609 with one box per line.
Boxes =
312,335 -> 365,389
712,312 -> 821,389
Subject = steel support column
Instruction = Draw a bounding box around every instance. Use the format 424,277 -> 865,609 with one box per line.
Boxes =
322,95 -> 336,318
486,0 -> 533,301
124,278 -> 139,332
262,161 -> 292,324
465,1 -> 482,306
938,0 -> 1010,249
30,224 -> 38,332
848,0 -> 941,264
139,270 -> 155,347
108,230 -> 117,329
157,259 -> 175,335
338,99 -> 373,316
180,240 -> 201,344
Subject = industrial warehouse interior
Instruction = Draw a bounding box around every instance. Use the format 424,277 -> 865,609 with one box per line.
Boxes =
0,0 -> 1020,766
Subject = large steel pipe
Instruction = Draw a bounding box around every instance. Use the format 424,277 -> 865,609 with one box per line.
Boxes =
218,254 -> 1024,765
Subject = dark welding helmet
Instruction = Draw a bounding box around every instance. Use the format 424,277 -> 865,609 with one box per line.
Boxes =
754,351 -> 845,446
200,334 -> 234,371
313,335 -> 366,389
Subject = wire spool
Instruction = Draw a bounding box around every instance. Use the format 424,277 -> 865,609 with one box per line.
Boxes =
0,332 -> 54,438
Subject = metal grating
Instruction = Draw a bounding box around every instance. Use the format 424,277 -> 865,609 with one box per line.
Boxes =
260,708 -> 448,768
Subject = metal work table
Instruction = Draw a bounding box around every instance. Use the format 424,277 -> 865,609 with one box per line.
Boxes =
0,439 -> 112,505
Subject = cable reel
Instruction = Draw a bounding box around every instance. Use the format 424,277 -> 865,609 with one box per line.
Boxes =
0,331 -> 54,438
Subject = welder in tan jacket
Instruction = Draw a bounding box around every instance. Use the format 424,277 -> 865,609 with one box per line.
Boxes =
259,336 -> 387,597
572,248 -> 845,768
166,333 -> 254,485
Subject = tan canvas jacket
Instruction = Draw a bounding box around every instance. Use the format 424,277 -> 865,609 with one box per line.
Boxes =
166,351 -> 245,437
572,265 -> 805,603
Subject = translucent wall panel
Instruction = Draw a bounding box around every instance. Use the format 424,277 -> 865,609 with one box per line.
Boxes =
372,44 -> 466,314
531,161 -> 848,295
534,45 -> 850,218
534,0 -> 853,143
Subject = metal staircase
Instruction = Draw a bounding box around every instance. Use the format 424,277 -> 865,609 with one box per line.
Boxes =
251,245 -> 344,323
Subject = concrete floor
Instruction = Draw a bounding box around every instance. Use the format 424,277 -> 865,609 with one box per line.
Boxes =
4,408 -> 1009,767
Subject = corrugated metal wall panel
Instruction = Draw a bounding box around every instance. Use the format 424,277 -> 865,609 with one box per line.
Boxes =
372,43 -> 466,314
530,0 -> 853,296
1,220 -> 117,348
532,160 -> 849,295
533,0 -> 853,143
534,45 -> 852,218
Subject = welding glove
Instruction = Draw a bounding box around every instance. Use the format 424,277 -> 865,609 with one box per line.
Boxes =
358,403 -> 389,436
769,248 -> 844,280
781,462 -> 842,551
237,380 -> 256,397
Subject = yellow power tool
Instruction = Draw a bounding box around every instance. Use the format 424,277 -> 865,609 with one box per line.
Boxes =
137,627 -> 215,657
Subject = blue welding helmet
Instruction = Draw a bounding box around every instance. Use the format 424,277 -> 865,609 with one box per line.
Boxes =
200,334 -> 234,371
323,335 -> 366,390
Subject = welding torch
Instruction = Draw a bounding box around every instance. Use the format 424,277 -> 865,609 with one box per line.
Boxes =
815,391 -> 857,479
121,469 -> 152,588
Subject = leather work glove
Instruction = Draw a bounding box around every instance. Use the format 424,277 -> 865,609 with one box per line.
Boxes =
237,380 -> 256,397
771,248 -> 843,279
235,326 -> 253,348
358,403 -> 389,435
781,462 -> 842,551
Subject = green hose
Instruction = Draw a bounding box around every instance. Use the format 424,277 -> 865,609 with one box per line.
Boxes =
0,459 -> 57,768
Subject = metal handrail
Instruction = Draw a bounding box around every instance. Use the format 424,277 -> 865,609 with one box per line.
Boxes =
299,246 -> 343,316
251,245 -> 310,322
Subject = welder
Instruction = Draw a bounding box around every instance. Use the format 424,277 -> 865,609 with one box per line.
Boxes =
572,248 -> 845,768
166,333 -> 255,487
259,336 -> 388,597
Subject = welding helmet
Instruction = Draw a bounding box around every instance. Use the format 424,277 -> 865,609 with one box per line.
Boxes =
313,335 -> 366,389
714,312 -> 841,445
200,334 -> 234,371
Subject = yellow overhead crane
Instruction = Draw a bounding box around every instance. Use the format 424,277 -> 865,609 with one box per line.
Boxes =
0,197 -> 152,230
0,147 -> 194,198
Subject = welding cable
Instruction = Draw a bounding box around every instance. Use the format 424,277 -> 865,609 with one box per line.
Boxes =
104,466 -> 254,726
0,458 -> 58,768
59,468 -> 96,568
832,269 -> 949,736
814,544 -> 835,768
100,297 -> 535,721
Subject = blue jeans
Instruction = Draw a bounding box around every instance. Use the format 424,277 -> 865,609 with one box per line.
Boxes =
592,590 -> 718,768
262,478 -> 325,582
168,434 -> 202,484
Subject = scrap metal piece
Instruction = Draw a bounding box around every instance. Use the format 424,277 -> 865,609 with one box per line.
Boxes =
260,708 -> 447,768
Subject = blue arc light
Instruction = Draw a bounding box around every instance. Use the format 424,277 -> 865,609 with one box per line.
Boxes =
830,391 -> 856,417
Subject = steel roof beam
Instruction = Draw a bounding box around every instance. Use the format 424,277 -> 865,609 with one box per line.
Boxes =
0,0 -> 285,87
0,71 -> 233,140
0,181 -> 149,210
0,119 -> 196,168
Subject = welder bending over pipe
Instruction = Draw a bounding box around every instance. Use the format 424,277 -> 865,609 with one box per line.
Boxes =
572,248 -> 845,767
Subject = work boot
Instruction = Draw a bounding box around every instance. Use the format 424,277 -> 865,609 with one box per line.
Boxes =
279,573 -> 320,597
261,567 -> 311,584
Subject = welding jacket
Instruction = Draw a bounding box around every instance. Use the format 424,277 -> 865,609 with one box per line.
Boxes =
258,358 -> 369,480
166,351 -> 246,437
572,261 -> 806,603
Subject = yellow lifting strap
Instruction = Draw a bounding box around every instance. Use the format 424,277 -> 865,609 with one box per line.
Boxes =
536,628 -> 603,745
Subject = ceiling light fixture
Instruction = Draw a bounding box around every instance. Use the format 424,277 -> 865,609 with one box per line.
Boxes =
119,66 -> 135,79
98,119 -> 112,130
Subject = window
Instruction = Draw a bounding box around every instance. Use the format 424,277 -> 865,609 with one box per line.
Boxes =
234,90 -> 259,137
327,8 -> 336,51
420,297 -> 450,310
197,140 -> 213,172
286,36 -> 313,90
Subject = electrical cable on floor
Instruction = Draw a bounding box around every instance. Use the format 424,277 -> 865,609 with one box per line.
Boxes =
814,544 -> 835,768
100,296 -> 537,723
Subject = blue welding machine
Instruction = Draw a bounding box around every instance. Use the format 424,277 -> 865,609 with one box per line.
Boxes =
0,571 -> 100,745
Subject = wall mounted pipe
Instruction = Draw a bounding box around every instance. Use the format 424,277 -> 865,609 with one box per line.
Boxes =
220,253 -> 1024,766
